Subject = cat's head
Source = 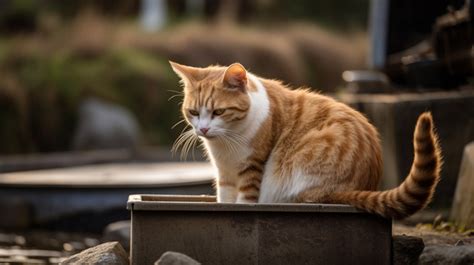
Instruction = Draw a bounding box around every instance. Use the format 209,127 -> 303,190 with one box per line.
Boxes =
170,61 -> 251,139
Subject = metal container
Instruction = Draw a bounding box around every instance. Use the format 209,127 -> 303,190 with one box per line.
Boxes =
127,195 -> 392,265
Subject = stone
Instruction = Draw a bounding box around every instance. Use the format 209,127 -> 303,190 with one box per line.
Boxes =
103,220 -> 131,251
392,235 -> 425,265
73,97 -> 140,150
339,90 -> 474,208
60,241 -> 128,265
451,142 -> 474,229
155,251 -> 201,265
419,244 -> 474,265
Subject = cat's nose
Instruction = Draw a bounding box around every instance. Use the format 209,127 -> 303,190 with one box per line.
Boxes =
200,127 -> 209,135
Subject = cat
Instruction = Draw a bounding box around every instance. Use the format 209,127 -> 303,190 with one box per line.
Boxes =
170,61 -> 442,219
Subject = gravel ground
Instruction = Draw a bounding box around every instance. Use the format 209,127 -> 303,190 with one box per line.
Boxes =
394,223 -> 474,245
0,229 -> 101,264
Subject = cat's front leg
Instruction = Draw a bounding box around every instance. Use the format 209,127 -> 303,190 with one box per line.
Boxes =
236,160 -> 264,203
217,179 -> 238,203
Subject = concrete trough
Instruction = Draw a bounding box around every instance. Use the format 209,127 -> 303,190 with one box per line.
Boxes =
127,195 -> 392,265
0,162 -> 214,230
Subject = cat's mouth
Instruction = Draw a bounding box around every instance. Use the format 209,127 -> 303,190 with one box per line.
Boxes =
195,129 -> 219,139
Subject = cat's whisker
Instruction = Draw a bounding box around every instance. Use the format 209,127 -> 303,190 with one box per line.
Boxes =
229,135 -> 247,148
176,136 -> 190,159
224,136 -> 240,154
171,129 -> 194,157
217,132 -> 244,154
190,135 -> 199,160
167,90 -> 184,102
221,138 -> 235,154
180,131 -> 199,160
171,135 -> 187,156
172,132 -> 187,151
233,138 -> 246,152
222,130 -> 248,148
168,94 -> 184,101
181,136 -> 192,160
186,136 -> 199,160
220,137 -> 233,154
222,129 -> 249,144
171,119 -> 187,130
167,89 -> 183,94
183,133 -> 196,159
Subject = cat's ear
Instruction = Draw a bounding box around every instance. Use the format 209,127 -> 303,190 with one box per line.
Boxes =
223,63 -> 247,90
169,61 -> 201,87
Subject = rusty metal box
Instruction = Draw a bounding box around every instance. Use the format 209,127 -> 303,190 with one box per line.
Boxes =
127,195 -> 392,265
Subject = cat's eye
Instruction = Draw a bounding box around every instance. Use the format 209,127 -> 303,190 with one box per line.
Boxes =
189,109 -> 199,116
213,109 -> 225,116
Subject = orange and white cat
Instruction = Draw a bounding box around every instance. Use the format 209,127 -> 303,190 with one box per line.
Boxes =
171,61 -> 442,219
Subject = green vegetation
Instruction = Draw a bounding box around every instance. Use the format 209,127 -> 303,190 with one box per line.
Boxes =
0,40 -> 182,153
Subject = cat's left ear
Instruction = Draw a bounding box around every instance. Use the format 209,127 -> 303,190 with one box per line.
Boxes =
169,61 -> 202,87
223,63 -> 247,91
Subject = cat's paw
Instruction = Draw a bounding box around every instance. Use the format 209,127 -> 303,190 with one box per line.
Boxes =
236,194 -> 258,204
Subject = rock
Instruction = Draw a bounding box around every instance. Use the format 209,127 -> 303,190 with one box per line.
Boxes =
103,220 -> 130,251
60,241 -> 128,265
451,142 -> 474,229
73,97 -> 140,150
392,235 -> 425,265
155,251 -> 200,265
419,244 -> 474,265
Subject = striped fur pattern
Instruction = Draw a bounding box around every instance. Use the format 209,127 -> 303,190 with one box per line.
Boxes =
170,61 -> 442,219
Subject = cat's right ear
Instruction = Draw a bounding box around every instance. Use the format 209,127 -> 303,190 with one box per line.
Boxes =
169,61 -> 201,87
223,63 -> 247,91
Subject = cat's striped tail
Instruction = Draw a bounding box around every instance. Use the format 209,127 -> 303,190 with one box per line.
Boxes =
331,112 -> 442,219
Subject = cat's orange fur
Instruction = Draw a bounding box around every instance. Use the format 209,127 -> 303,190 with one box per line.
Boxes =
171,61 -> 442,219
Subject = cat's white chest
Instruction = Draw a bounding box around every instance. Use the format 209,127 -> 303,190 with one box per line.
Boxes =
205,74 -> 270,180
205,140 -> 252,178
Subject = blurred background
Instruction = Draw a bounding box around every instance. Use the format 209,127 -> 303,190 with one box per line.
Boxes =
0,0 -> 473,263
0,0 -> 369,155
